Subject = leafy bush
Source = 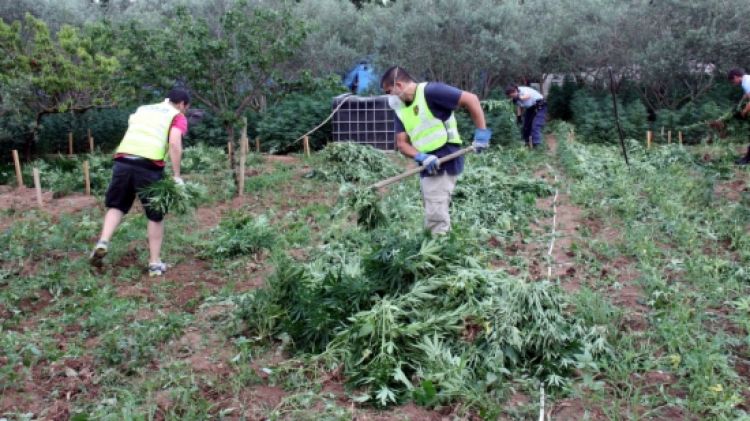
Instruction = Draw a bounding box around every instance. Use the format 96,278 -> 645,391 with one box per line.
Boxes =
453,154 -> 553,234
655,100 -> 750,142
570,89 -> 648,143
547,76 -> 581,121
334,272 -> 607,406
455,99 -> 517,147
36,108 -> 132,154
342,186 -> 388,229
224,139 -> 606,409
137,178 -> 207,215
0,162 -> 15,185
0,115 -> 29,157
234,230 -> 476,351
187,110 -> 254,148
256,82 -> 346,154
180,143 -> 237,201
315,142 -> 400,184
20,154 -> 113,196
201,212 -> 277,260
233,228 -> 607,407
180,143 -> 228,174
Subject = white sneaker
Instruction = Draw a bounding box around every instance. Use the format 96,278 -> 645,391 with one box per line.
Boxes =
89,240 -> 108,267
148,262 -> 168,277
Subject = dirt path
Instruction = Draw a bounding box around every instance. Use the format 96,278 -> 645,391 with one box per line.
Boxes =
497,135 -> 584,291
542,134 -> 658,418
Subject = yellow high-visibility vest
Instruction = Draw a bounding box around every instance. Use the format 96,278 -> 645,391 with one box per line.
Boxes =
393,83 -> 461,152
116,100 -> 180,160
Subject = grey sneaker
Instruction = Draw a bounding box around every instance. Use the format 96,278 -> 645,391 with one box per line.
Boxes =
148,262 -> 168,277
89,240 -> 108,267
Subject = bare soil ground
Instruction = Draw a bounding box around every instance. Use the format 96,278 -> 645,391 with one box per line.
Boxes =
0,155 -> 450,420
1,149 -> 704,419
715,177 -> 749,202
0,186 -> 99,230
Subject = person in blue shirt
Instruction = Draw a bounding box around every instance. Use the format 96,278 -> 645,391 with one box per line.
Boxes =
728,68 -> 750,165
381,66 -> 491,234
505,84 -> 546,148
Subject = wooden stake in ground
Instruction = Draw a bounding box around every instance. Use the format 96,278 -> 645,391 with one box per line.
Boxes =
238,119 -> 248,197
607,68 -> 630,166
12,149 -> 23,188
255,136 -> 260,153
83,160 -> 91,196
303,135 -> 311,157
667,130 -> 672,145
647,130 -> 653,149
68,132 -> 74,156
33,167 -> 43,207
88,129 -> 94,153
678,131 -> 683,145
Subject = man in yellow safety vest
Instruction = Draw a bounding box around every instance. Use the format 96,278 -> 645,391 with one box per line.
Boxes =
381,66 -> 491,234
89,88 -> 190,276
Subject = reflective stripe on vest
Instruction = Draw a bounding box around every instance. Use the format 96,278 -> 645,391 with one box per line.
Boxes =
116,100 -> 180,161
394,83 -> 461,153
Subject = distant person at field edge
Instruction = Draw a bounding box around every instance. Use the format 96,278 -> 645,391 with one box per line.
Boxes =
728,68 -> 750,165
505,84 -> 546,148
89,88 -> 190,276
381,66 -> 491,234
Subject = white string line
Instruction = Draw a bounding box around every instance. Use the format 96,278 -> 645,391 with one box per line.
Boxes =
293,94 -> 353,143
542,162 -> 560,421
546,163 -> 560,278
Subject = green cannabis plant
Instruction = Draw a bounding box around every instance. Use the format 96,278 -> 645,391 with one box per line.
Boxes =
201,212 -> 277,259
316,142 -> 401,184
138,178 -> 207,215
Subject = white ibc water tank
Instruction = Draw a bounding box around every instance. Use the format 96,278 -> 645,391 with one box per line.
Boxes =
332,94 -> 396,151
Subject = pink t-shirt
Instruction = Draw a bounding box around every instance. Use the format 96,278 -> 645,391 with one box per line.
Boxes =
171,113 -> 188,136
115,113 -> 188,167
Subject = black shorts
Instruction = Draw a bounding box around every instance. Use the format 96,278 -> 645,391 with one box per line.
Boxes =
104,160 -> 165,222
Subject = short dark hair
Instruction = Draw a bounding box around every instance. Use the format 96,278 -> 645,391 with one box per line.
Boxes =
504,84 -> 519,95
727,68 -> 745,80
167,88 -> 191,105
380,66 -> 415,88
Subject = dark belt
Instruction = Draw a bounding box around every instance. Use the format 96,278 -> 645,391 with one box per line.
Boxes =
118,154 -> 151,162
114,154 -> 163,171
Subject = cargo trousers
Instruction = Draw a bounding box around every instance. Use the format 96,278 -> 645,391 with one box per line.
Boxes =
420,172 -> 458,234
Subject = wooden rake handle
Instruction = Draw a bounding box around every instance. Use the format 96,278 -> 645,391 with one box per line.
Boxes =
369,146 -> 476,190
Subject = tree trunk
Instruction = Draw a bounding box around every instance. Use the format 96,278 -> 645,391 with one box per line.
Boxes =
25,112 -> 47,161
226,123 -> 237,187
24,133 -> 34,162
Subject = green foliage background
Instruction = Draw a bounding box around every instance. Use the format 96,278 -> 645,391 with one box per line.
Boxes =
1,0 -> 750,155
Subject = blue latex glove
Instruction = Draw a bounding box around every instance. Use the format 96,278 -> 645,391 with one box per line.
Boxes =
472,128 -> 492,153
414,152 -> 440,175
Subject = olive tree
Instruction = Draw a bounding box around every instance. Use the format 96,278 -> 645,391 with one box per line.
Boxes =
0,14 -> 119,157
115,0 -> 307,145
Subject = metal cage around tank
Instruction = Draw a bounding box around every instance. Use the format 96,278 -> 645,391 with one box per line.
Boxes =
331,94 -> 396,151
